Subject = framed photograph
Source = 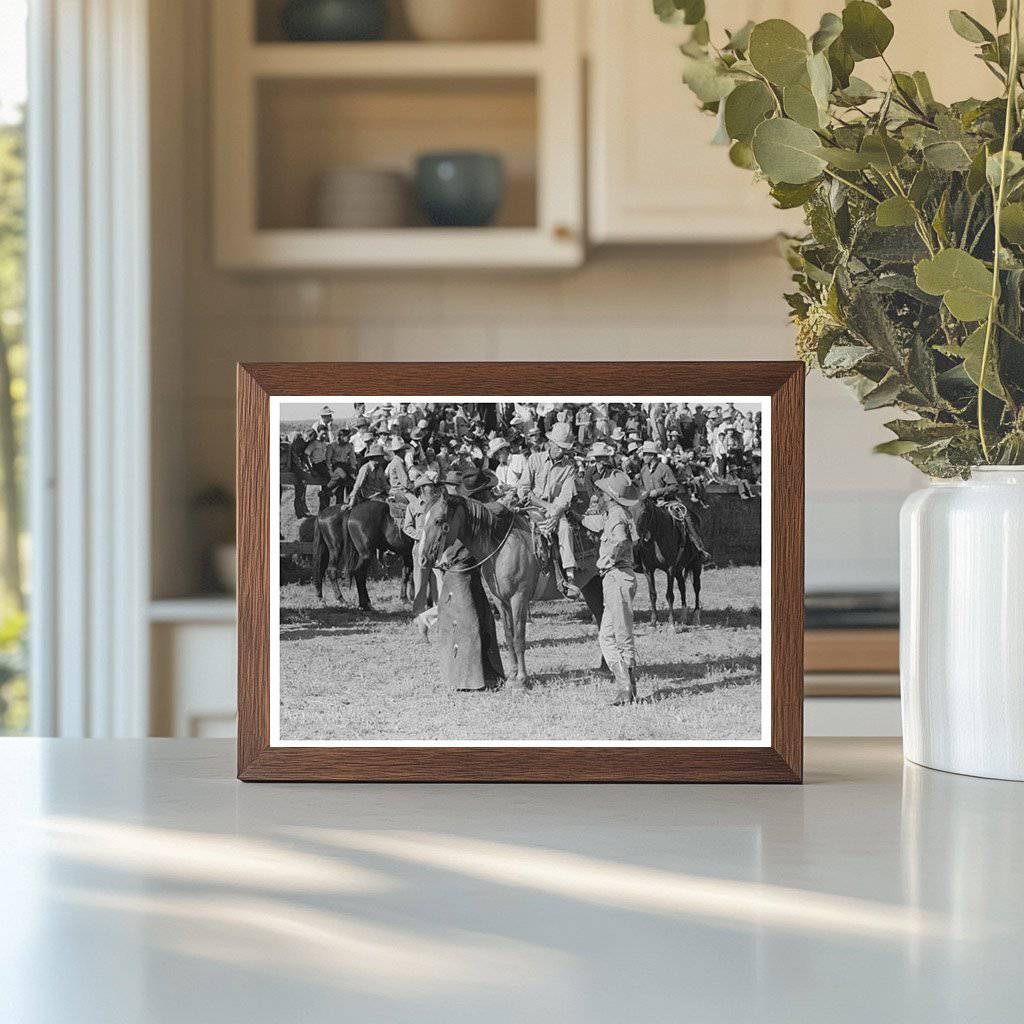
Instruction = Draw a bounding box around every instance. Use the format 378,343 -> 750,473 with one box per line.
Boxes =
237,362 -> 804,782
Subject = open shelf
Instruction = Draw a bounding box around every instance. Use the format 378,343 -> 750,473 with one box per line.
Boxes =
249,42 -> 544,77
257,76 -> 538,232
213,0 -> 581,268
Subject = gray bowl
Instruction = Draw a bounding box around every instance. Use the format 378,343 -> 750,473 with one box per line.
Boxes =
280,0 -> 388,42
415,152 -> 505,228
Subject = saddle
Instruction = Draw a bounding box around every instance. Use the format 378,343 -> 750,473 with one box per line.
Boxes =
387,492 -> 410,527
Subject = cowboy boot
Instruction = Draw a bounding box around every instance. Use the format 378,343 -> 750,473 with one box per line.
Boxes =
611,663 -> 637,706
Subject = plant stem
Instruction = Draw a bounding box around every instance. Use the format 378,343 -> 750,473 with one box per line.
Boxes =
821,167 -> 879,203
979,0 -> 1021,462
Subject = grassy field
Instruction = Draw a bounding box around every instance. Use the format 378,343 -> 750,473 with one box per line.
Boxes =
277,560 -> 763,744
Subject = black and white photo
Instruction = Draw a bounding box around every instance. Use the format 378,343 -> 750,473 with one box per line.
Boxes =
270,395 -> 770,746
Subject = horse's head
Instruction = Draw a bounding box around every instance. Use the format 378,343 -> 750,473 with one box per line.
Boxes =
635,498 -> 654,545
419,491 -> 466,568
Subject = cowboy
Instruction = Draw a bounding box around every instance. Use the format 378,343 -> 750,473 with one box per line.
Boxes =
325,426 -> 356,505
405,470 -> 442,610
637,441 -> 678,501
488,436 -> 519,494
638,441 -> 711,561
305,427 -> 332,512
594,471 -> 642,705
289,429 -> 313,517
346,443 -> 388,508
516,420 -> 581,597
384,437 -> 411,494
317,404 -> 335,440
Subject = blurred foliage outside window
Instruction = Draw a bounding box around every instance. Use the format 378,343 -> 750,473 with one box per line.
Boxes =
0,5 -> 28,733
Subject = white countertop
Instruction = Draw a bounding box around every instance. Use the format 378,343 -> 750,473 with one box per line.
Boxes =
1,738 -> 1021,1023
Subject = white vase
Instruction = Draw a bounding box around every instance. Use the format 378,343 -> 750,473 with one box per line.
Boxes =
900,467 -> 1024,780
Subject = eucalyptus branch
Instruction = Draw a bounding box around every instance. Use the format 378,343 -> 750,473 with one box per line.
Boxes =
979,0 -> 1021,462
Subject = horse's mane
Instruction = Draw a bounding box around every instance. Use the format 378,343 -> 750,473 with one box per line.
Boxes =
450,493 -> 518,543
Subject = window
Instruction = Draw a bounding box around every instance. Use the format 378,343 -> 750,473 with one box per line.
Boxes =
0,0 -> 28,734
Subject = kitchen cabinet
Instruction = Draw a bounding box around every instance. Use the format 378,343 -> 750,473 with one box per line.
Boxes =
587,0 -> 999,244
212,0 -> 584,269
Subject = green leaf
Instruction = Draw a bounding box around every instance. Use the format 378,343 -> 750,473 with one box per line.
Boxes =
1000,202 -> 1024,242
810,12 -> 843,54
654,0 -> 705,25
748,19 -> 810,87
948,10 -> 993,44
909,165 -> 936,205
783,83 -> 822,128
728,140 -> 758,169
986,150 -> 1024,190
807,51 -> 833,110
885,418 -> 963,443
723,81 -> 775,143
912,71 -> 935,105
827,35 -> 855,89
842,1 -> 894,60
770,179 -> 820,209
724,20 -> 755,53
836,75 -> 877,104
915,249 -> 994,321
874,439 -> 922,456
860,133 -> 905,173
815,145 -> 872,170
681,55 -> 737,103
862,374 -> 902,410
994,0 -> 1008,24
967,143 -> 993,193
875,196 -> 918,228
923,141 -> 973,171
959,324 -> 1007,398
752,117 -> 827,184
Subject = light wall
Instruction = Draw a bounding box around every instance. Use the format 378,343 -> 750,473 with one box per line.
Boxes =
151,0 -> 920,598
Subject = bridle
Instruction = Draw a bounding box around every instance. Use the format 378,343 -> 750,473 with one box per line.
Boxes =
432,496 -> 519,574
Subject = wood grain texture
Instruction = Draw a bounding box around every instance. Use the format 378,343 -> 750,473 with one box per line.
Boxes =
236,361 -> 805,783
804,628 -> 899,675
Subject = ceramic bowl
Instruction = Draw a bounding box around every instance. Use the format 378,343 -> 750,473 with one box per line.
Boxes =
281,0 -> 388,42
415,152 -> 505,228
403,0 -> 534,42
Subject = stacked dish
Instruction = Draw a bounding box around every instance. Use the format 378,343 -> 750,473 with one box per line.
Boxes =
314,167 -> 409,228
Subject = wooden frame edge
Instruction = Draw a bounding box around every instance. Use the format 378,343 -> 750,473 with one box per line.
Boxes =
236,361 -> 804,783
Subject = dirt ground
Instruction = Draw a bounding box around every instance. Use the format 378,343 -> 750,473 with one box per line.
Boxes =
277,560 -> 763,744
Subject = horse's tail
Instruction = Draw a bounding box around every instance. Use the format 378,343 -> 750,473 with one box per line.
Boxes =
312,513 -> 329,596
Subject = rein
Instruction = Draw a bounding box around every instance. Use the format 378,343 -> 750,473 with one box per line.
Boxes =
441,504 -> 519,574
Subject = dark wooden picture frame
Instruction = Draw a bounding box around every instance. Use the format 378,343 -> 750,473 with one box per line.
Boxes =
237,362 -> 804,782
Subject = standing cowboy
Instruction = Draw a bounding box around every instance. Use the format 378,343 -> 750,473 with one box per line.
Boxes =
346,443 -> 388,508
289,429 -> 312,517
594,471 -> 642,705
405,470 -> 441,611
516,421 -> 581,597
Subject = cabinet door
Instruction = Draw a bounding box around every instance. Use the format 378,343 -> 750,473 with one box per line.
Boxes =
588,0 -> 998,244
588,1 -> 814,243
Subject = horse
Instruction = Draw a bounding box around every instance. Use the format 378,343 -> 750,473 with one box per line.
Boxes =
312,500 -> 414,611
419,492 -> 540,686
635,500 -> 703,630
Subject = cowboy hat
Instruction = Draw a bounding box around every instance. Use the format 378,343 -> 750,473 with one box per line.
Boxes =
385,437 -> 408,453
460,468 -> 498,498
640,440 -> 662,455
363,442 -> 385,459
588,441 -> 615,459
596,471 -> 641,507
487,436 -> 510,458
412,469 -> 439,490
609,427 -> 626,442
547,422 -> 575,450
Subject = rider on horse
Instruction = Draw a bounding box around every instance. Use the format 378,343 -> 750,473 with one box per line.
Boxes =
345,442 -> 388,509
637,441 -> 711,563
515,421 -> 582,598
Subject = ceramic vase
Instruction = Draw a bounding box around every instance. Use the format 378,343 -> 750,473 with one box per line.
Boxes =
900,467 -> 1024,781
